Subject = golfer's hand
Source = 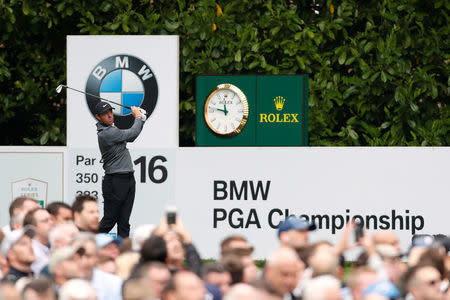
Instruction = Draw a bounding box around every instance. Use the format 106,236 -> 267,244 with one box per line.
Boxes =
131,106 -> 142,119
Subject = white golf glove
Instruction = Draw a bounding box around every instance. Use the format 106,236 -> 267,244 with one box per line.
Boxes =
139,108 -> 147,121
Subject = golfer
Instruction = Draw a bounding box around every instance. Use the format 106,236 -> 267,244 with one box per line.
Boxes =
94,101 -> 144,238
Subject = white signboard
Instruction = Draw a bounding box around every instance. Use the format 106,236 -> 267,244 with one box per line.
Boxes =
0,147 -> 65,227
174,147 -> 450,259
67,35 -> 179,148
2,146 -> 449,260
67,148 -> 175,230
12,178 -> 48,207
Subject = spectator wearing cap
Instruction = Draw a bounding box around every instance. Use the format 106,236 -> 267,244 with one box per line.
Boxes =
48,223 -> 79,250
355,229 -> 404,285
71,232 -> 123,300
95,233 -> 122,274
264,247 -> 304,299
49,246 -> 86,288
23,208 -> 54,275
1,226 -> 35,284
408,235 -> 435,267
277,216 -> 316,249
374,244 -> 404,284
46,202 -> 73,225
95,233 -> 122,260
362,280 -> 400,300
72,195 -> 100,234
131,224 -> 155,252
372,231 -> 401,252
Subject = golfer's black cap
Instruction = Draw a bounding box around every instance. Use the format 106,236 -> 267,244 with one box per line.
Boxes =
95,102 -> 114,115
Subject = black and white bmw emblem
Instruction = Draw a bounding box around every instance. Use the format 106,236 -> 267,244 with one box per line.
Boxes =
85,54 -> 158,129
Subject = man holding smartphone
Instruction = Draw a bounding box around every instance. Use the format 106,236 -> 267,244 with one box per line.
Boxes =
95,101 -> 145,238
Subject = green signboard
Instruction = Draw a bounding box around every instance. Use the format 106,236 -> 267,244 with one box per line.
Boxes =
196,75 -> 308,146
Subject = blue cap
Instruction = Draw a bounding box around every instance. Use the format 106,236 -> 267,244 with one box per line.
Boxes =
411,235 -> 434,248
277,216 -> 316,237
362,280 -> 400,298
205,283 -> 222,300
95,233 -> 122,249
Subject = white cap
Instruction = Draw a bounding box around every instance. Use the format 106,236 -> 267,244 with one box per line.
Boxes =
132,224 -> 155,251
1,226 -> 35,256
49,246 -> 83,273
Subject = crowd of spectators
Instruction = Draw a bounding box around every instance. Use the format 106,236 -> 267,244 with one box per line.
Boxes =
0,195 -> 449,300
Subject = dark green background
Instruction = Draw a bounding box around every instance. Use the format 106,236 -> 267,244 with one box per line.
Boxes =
196,75 -> 257,146
256,75 -> 308,146
196,75 -> 308,146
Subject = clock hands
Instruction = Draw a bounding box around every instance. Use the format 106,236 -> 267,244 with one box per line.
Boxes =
215,107 -> 227,114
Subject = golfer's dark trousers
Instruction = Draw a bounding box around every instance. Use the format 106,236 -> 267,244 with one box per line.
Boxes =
99,172 -> 135,238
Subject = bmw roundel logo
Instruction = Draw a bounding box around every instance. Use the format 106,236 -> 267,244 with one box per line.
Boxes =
85,54 -> 158,129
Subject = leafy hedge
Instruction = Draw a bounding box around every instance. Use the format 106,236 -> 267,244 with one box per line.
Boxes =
1,0 -> 449,146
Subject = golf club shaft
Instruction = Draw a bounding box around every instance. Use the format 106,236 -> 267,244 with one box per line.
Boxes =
61,85 -> 131,109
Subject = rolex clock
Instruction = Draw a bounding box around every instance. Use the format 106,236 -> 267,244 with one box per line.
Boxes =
204,83 -> 249,137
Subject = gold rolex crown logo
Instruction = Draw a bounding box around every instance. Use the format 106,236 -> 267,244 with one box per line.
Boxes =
274,96 -> 286,111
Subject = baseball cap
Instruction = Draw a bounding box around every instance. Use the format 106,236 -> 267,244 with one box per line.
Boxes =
132,224 -> 155,251
411,234 -> 434,248
49,245 -> 85,273
95,102 -> 114,115
95,233 -> 122,249
1,226 -> 35,256
375,244 -> 402,258
277,216 -> 316,237
362,280 -> 400,298
205,283 -> 221,300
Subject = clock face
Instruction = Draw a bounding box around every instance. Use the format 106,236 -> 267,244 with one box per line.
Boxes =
204,84 -> 249,137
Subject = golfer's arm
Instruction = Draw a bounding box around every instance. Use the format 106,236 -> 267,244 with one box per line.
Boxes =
106,119 -> 144,143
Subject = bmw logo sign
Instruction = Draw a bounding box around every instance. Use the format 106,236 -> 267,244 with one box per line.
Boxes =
85,54 -> 158,129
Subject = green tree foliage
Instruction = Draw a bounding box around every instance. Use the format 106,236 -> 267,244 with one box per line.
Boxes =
0,0 -> 448,146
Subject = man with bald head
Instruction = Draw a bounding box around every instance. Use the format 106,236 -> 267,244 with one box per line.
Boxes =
163,271 -> 206,300
303,275 -> 342,300
264,247 -> 305,299
308,245 -> 340,277
223,283 -> 259,300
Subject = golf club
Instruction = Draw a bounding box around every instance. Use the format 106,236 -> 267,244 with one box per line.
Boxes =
56,84 -> 131,109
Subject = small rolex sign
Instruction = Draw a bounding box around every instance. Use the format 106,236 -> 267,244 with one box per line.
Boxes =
196,75 -> 308,146
11,178 -> 48,207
